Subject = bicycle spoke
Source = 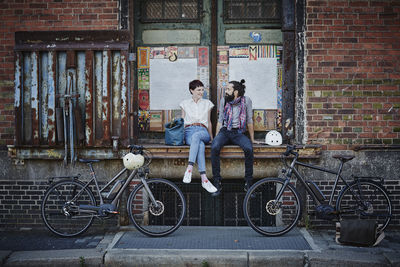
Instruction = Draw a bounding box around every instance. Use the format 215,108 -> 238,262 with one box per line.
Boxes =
127,179 -> 186,237
337,181 -> 392,232
41,180 -> 96,237
244,178 -> 301,236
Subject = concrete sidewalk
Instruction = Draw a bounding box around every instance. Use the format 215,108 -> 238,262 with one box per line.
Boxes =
1,226 -> 399,266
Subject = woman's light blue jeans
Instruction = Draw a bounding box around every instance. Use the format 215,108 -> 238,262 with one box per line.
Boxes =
184,126 -> 210,173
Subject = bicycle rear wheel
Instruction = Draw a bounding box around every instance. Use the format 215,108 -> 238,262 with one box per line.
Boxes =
336,180 -> 392,232
127,178 -> 186,237
41,179 -> 96,237
243,178 -> 302,236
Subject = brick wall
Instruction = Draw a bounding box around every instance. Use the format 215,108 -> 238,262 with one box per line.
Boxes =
305,179 -> 400,229
305,0 -> 400,150
0,0 -> 120,147
0,179 -> 119,230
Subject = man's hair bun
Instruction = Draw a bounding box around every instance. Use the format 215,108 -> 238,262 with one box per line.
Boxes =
240,79 -> 246,84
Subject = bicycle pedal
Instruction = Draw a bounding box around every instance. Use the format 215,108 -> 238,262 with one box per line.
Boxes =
104,210 -> 119,214
107,210 -> 119,214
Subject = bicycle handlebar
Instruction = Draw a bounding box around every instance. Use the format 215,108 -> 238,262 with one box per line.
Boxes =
283,145 -> 303,157
128,144 -> 153,168
128,144 -> 144,153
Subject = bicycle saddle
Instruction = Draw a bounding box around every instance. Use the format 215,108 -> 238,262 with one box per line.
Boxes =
78,158 -> 100,163
332,155 -> 354,162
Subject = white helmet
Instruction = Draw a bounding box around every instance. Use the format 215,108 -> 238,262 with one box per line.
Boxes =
123,153 -> 145,170
265,130 -> 282,146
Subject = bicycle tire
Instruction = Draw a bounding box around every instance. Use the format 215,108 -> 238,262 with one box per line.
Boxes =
336,180 -> 392,232
127,178 -> 186,237
41,179 -> 96,237
243,177 -> 302,236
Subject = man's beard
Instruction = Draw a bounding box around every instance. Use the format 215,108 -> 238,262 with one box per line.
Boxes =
225,93 -> 234,103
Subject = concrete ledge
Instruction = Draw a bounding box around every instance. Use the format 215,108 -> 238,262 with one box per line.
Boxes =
8,144 -> 322,160
0,251 -> 12,265
104,249 -> 248,267
249,251 -> 305,267
384,252 -> 400,267
4,249 -> 104,267
306,251 -> 391,267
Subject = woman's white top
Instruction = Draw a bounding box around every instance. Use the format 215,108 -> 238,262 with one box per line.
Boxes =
179,98 -> 214,126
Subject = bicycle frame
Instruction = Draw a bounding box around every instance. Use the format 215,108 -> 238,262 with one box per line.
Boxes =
281,156 -> 354,207
69,164 -> 159,212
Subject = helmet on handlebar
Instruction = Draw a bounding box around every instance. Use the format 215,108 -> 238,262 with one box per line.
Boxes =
123,152 -> 145,170
265,130 -> 282,146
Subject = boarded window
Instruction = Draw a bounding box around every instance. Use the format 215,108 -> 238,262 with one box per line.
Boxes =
223,0 -> 281,24
140,0 -> 202,23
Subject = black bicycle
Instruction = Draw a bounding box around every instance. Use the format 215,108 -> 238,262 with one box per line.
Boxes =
41,145 -> 186,237
243,145 -> 392,236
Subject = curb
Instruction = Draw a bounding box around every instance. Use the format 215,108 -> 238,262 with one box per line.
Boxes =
3,249 -> 104,267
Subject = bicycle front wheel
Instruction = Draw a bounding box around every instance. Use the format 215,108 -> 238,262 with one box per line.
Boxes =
41,179 -> 96,237
243,178 -> 302,236
336,180 -> 392,232
127,178 -> 186,237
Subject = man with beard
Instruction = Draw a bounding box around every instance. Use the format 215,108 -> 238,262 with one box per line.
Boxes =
210,79 -> 257,197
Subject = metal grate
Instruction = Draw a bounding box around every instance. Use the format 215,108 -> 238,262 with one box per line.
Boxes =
223,0 -> 281,24
140,0 -> 202,23
178,180 -> 272,226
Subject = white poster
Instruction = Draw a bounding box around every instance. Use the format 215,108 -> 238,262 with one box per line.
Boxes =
228,57 -> 277,109
149,58 -> 197,110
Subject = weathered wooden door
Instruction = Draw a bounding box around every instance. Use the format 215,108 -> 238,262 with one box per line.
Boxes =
133,0 -> 293,225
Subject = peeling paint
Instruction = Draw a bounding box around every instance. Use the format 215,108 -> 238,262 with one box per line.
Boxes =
14,55 -> 21,108
46,149 -> 63,159
15,47 -> 129,148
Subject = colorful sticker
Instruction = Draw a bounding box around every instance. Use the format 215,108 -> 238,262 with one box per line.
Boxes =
257,45 -> 277,58
266,110 -> 277,130
138,68 -> 149,90
253,110 -> 267,131
138,90 -> 149,110
149,110 -> 163,132
152,47 -> 166,59
217,64 -> 229,105
198,67 -> 209,93
137,47 -> 150,69
198,47 -> 209,66
249,45 -> 258,61
249,32 -> 262,43
277,46 -> 283,64
167,46 -> 178,62
178,47 -> 196,58
229,46 -> 249,58
217,46 -> 229,65
138,110 -> 150,132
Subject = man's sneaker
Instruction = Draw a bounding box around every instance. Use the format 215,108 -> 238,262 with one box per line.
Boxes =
211,181 -> 222,197
202,180 -> 217,193
183,169 -> 192,183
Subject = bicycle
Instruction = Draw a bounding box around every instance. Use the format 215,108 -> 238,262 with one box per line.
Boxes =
41,145 -> 186,237
243,144 -> 392,236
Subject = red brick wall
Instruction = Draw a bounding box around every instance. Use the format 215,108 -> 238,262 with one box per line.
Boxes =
305,0 -> 400,150
0,0 -> 119,147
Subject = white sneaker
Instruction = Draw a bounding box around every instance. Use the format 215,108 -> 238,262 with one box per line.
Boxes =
202,180 -> 217,193
183,169 -> 192,183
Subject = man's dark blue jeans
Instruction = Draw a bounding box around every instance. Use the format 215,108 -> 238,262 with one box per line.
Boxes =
211,127 -> 253,184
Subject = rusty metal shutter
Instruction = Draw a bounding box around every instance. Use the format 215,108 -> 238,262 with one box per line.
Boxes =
14,31 -> 131,149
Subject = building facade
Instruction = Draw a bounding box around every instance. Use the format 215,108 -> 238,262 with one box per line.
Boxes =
0,0 -> 399,229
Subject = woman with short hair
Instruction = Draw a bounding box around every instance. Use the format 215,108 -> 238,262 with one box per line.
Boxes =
180,80 -> 217,193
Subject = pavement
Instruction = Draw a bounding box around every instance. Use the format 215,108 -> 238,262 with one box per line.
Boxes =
1,226 -> 399,267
